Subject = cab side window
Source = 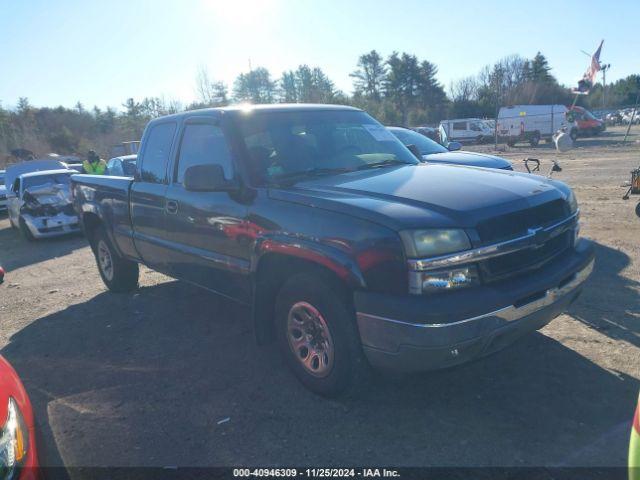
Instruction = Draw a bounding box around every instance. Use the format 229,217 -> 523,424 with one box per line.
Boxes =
452,122 -> 467,130
140,122 -> 177,183
175,123 -> 233,185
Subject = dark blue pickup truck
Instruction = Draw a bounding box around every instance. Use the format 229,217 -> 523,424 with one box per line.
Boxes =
71,104 -> 594,396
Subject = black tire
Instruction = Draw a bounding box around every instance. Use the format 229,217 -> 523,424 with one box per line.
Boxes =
275,272 -> 371,397
529,133 -> 540,147
476,135 -> 484,145
18,217 -> 35,241
570,128 -> 578,141
90,225 -> 139,292
635,202 -> 640,218
507,140 -> 516,147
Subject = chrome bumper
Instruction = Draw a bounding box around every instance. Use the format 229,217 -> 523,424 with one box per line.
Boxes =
357,258 -> 594,372
23,213 -> 80,238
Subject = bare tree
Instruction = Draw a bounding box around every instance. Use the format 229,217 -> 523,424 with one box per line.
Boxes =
195,67 -> 228,106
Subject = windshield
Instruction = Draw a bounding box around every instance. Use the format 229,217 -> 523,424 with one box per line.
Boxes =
388,128 -> 447,155
236,110 -> 418,185
22,173 -> 71,190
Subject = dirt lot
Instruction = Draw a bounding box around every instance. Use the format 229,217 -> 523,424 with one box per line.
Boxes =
0,126 -> 639,471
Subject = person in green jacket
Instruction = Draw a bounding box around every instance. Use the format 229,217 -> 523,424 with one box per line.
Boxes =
83,150 -> 107,174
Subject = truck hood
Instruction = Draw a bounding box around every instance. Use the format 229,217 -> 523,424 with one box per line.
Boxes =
422,151 -> 512,170
270,164 -> 569,230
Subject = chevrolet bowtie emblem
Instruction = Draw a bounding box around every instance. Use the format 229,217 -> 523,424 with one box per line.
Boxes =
528,227 -> 550,248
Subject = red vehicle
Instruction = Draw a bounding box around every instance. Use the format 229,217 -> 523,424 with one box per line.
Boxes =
0,356 -> 39,480
568,106 -> 606,136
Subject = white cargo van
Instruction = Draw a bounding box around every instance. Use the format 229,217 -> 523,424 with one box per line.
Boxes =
439,118 -> 493,144
497,105 -> 577,147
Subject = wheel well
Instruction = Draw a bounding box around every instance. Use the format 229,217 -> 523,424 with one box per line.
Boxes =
82,213 -> 102,248
253,253 -> 353,345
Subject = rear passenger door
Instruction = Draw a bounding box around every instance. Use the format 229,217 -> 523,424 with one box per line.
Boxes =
163,117 -> 251,301
130,121 -> 177,271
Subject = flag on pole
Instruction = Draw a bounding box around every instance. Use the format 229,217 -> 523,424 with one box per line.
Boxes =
573,40 -> 604,95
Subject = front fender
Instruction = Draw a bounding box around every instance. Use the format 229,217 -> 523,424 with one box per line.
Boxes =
252,233 -> 367,289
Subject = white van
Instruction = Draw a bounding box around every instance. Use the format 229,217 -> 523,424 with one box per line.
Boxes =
497,105 -> 577,147
439,118 -> 494,144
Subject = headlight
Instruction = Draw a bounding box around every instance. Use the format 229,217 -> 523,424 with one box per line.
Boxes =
0,398 -> 29,480
566,189 -> 578,214
409,266 -> 480,294
400,229 -> 471,258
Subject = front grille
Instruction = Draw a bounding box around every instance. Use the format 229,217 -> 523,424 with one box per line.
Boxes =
480,230 -> 572,282
476,199 -> 568,244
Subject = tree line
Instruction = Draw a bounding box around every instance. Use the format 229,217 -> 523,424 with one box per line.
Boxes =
1,49 -> 638,163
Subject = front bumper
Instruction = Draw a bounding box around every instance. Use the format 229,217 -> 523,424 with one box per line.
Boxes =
355,239 -> 594,371
22,212 -> 80,238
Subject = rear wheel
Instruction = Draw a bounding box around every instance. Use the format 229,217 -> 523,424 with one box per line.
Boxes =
275,272 -> 370,397
91,226 -> 139,292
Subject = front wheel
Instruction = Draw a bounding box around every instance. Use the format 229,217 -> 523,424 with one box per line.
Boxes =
275,273 -> 370,397
529,133 -> 540,147
570,128 -> 578,141
91,226 -> 139,292
18,217 -> 35,241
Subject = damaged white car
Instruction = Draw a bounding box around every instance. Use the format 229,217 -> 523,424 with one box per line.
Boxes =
7,169 -> 80,240
0,170 -> 7,212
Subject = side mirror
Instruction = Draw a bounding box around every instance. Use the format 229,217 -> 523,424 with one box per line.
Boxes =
184,164 -> 237,192
447,141 -> 462,152
405,144 -> 423,160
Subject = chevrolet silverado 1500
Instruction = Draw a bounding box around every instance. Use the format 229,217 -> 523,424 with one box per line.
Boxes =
71,104 -> 594,396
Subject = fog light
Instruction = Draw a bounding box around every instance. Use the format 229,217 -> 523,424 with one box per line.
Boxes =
410,266 -> 480,294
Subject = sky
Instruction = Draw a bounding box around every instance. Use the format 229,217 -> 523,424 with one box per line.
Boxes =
1,0 -> 639,111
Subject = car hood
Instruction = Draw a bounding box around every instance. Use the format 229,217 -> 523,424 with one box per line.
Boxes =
423,151 -> 512,169
269,164 -> 569,230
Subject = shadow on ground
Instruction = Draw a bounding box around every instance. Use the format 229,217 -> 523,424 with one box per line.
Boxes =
568,242 -> 640,348
0,216 -> 86,271
1,243 -> 637,469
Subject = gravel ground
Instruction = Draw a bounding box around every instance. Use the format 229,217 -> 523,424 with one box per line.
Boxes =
0,126 -> 638,471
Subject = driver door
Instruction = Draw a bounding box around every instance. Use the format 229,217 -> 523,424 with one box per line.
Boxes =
163,118 -> 251,302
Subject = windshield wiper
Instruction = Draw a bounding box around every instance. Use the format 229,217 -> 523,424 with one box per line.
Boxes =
270,167 -> 354,185
355,159 -> 408,170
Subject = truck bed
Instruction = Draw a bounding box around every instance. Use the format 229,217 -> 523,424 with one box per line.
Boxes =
71,174 -> 139,261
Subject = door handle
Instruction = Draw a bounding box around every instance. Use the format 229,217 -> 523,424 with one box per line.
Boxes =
165,200 -> 179,214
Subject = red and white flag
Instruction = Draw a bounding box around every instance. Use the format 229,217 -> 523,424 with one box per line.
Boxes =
573,40 -> 604,95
